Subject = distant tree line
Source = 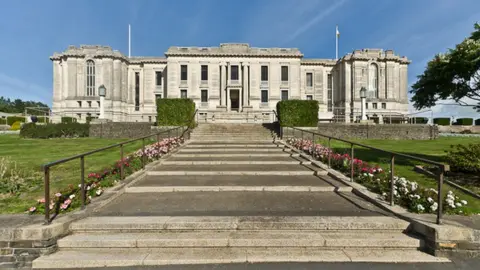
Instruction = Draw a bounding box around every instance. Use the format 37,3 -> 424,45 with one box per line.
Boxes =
0,96 -> 49,115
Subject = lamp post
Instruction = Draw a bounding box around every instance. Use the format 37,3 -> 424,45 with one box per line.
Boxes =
98,85 -> 106,119
360,87 -> 367,121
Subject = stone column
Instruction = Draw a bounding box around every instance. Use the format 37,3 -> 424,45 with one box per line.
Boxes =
226,62 -> 230,111
218,63 -> 226,108
239,63 -> 243,110
242,63 -> 250,111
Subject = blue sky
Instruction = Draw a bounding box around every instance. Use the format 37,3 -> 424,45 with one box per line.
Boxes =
0,0 -> 479,118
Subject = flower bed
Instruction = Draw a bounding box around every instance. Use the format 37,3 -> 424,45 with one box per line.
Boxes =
286,138 -> 469,215
28,137 -> 184,215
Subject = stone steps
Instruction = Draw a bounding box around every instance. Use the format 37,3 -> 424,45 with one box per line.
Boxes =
32,247 -> 449,268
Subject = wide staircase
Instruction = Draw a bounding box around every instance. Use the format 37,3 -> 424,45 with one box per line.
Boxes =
33,124 -> 447,268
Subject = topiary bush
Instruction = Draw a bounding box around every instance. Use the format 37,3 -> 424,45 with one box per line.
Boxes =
445,143 -> 480,174
9,121 -> 22,131
157,98 -> 196,128
454,118 -> 474,125
61,117 -> 77,124
476,119 -> 480,126
433,118 -> 450,126
6,116 -> 25,126
20,123 -> 89,139
276,100 -> 319,127
410,117 -> 428,124
0,118 -> 6,125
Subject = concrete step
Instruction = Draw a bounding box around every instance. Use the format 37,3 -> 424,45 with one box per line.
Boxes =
152,164 -> 321,172
160,160 -> 311,165
32,247 -> 449,268
177,148 -> 286,153
57,231 -> 421,249
90,192 -> 389,217
188,141 -> 277,145
184,144 -> 282,148
173,153 -> 300,158
190,139 -> 276,143
71,216 -> 410,232
165,156 -> 305,162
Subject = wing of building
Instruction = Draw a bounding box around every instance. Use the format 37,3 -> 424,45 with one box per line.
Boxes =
50,43 -> 410,123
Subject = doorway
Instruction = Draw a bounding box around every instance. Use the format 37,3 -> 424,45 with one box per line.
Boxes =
230,89 -> 240,111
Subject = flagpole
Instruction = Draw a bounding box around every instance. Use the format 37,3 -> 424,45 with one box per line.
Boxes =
335,25 -> 339,61
128,24 -> 131,57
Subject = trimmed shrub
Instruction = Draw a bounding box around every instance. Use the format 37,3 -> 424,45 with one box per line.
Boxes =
454,118 -> 474,126
7,116 -> 25,126
433,118 -> 450,126
409,117 -> 428,124
35,116 -> 50,123
0,118 -> 6,125
446,143 -> 480,174
61,117 -> 77,123
86,116 -> 97,123
276,100 -> 319,127
10,121 -> 22,131
476,119 -> 480,126
20,123 -> 89,139
157,98 -> 196,128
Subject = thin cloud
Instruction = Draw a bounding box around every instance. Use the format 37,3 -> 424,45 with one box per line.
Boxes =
284,0 -> 347,43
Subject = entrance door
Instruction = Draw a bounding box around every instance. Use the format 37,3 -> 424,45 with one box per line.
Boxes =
230,89 -> 240,111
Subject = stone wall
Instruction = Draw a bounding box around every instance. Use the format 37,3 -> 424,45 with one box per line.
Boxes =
438,125 -> 480,134
89,122 -> 188,139
283,123 -> 438,140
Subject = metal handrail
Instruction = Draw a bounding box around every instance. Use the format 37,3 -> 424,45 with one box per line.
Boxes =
282,126 -> 449,225
42,109 -> 198,224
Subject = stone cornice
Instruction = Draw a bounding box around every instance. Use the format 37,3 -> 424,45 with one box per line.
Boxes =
165,43 -> 303,58
341,49 -> 411,64
301,59 -> 337,66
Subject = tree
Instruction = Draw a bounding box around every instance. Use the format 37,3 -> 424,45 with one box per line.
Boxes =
0,96 -> 49,114
410,23 -> 480,111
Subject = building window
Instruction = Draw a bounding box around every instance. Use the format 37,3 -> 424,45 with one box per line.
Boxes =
97,101 -> 100,107
281,90 -> 288,101
230,65 -> 239,80
261,90 -> 268,103
87,101 -> 92,108
135,72 -> 140,111
373,103 -> 378,109
77,113 -> 81,119
281,66 -> 288,82
201,65 -> 208,81
77,101 -> 82,107
306,73 -> 313,87
86,60 -> 95,96
261,66 -> 268,81
369,63 -> 379,98
366,103 -> 369,109
327,74 -> 333,112
155,71 -> 162,86
201,90 -> 208,102
381,103 -> 386,109
148,116 -> 152,123
306,95 -> 313,100
181,65 -> 188,81
155,94 -> 162,100
180,89 -> 187,99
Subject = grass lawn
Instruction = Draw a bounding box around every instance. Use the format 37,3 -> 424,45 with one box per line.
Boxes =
0,135 -> 148,213
315,137 -> 480,214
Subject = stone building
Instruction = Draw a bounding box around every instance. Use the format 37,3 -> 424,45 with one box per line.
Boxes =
50,43 -> 410,123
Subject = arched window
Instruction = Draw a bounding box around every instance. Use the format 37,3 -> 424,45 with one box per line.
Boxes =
369,63 -> 378,98
86,60 -> 95,96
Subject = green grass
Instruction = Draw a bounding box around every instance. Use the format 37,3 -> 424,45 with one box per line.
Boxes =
315,137 -> 480,214
0,135 -> 148,213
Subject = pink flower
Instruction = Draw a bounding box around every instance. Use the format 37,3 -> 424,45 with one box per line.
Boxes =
55,193 -> 62,197
29,207 -> 36,212
37,198 -> 46,204
64,199 -> 72,205
60,204 -> 69,210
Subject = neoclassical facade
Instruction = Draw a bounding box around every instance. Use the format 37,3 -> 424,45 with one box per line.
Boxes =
50,43 -> 410,123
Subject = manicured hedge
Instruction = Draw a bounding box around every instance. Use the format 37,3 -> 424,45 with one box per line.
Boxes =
476,119 -> 480,126
454,118 -> 474,126
86,116 -> 97,123
0,118 -> 6,125
20,123 -> 89,139
157,98 -> 196,128
6,116 -> 25,126
409,117 -> 428,124
61,117 -> 77,123
276,100 -> 319,127
433,118 -> 450,126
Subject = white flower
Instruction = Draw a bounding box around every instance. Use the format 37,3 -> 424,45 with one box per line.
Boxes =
416,204 -> 425,212
461,200 -> 467,205
455,203 -> 462,207
447,190 -> 453,195
430,203 -> 438,212
368,173 -> 374,177
382,192 -> 387,197
96,189 -> 103,196
69,194 -> 75,200
427,197 -> 434,203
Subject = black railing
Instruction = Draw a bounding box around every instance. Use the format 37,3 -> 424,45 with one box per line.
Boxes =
282,126 -> 450,225
42,110 -> 198,224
